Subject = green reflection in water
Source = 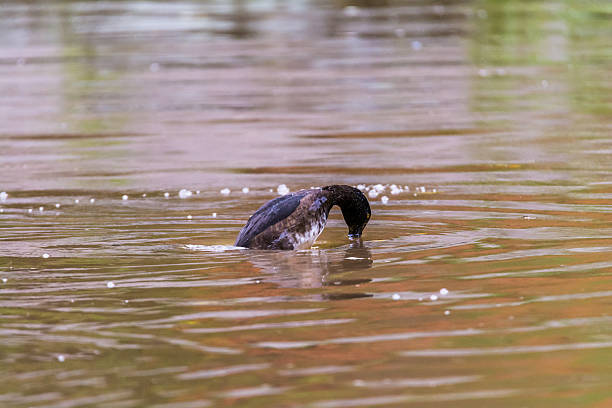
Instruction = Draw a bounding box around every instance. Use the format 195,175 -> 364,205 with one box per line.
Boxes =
55,3 -> 132,189
470,0 -> 612,116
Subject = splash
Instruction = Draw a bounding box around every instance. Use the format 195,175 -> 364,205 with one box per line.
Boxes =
185,244 -> 244,252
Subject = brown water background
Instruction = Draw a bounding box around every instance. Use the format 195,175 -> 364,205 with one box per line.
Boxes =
1,1 -> 611,407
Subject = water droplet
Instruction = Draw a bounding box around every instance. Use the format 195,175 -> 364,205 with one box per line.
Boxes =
212,212 -> 217,218
353,379 -> 366,387
242,187 -> 250,194
187,215 -> 192,220
164,192 -> 170,198
411,40 -> 422,51
1,278 -> 7,283
381,196 -> 389,204
142,193 -> 147,198
42,253 -> 50,259
124,299 -> 129,304
0,192 -> 7,202
28,208 -> 33,213
390,185 -> 402,195
343,5 -> 360,17
179,189 -> 193,199
444,310 -> 451,316
89,198 -> 95,204
392,293 -> 401,300
55,203 -> 61,208
277,184 -> 289,195
368,190 -> 379,198
106,281 -> 115,288
220,188 -> 231,196
57,355 -> 65,362
122,195 -> 128,201
430,294 -> 438,301
74,199 -> 80,204
440,288 -> 449,295
39,206 -> 44,212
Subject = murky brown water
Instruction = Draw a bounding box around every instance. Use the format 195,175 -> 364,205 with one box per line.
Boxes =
1,1 -> 612,407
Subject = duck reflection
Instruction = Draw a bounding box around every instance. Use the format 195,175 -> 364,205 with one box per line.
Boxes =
246,241 -> 373,290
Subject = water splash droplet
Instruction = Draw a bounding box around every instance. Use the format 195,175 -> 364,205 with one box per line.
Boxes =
277,184 -> 290,195
179,189 -> 193,199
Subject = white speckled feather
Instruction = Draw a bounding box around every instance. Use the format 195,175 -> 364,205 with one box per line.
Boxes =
292,213 -> 328,250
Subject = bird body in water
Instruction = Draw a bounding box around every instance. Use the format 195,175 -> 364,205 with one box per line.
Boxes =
235,185 -> 371,250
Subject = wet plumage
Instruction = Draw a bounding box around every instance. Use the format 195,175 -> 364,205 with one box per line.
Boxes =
235,185 -> 371,250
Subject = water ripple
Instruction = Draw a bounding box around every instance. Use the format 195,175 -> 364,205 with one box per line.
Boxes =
312,389 -> 518,408
399,341 -> 612,357
177,363 -> 270,380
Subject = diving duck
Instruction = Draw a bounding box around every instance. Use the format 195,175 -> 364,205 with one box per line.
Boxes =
235,185 -> 371,250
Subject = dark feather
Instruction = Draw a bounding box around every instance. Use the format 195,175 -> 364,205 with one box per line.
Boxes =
235,190 -> 309,248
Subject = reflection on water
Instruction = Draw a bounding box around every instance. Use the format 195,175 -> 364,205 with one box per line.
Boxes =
247,242 -> 373,288
1,0 -> 612,407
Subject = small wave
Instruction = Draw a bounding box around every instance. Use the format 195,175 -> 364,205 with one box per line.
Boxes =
184,244 -> 244,252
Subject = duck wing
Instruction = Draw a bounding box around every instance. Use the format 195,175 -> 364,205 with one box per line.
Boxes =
235,190 -> 310,248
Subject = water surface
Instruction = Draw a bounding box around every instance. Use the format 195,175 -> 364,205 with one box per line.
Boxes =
1,1 -> 611,407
